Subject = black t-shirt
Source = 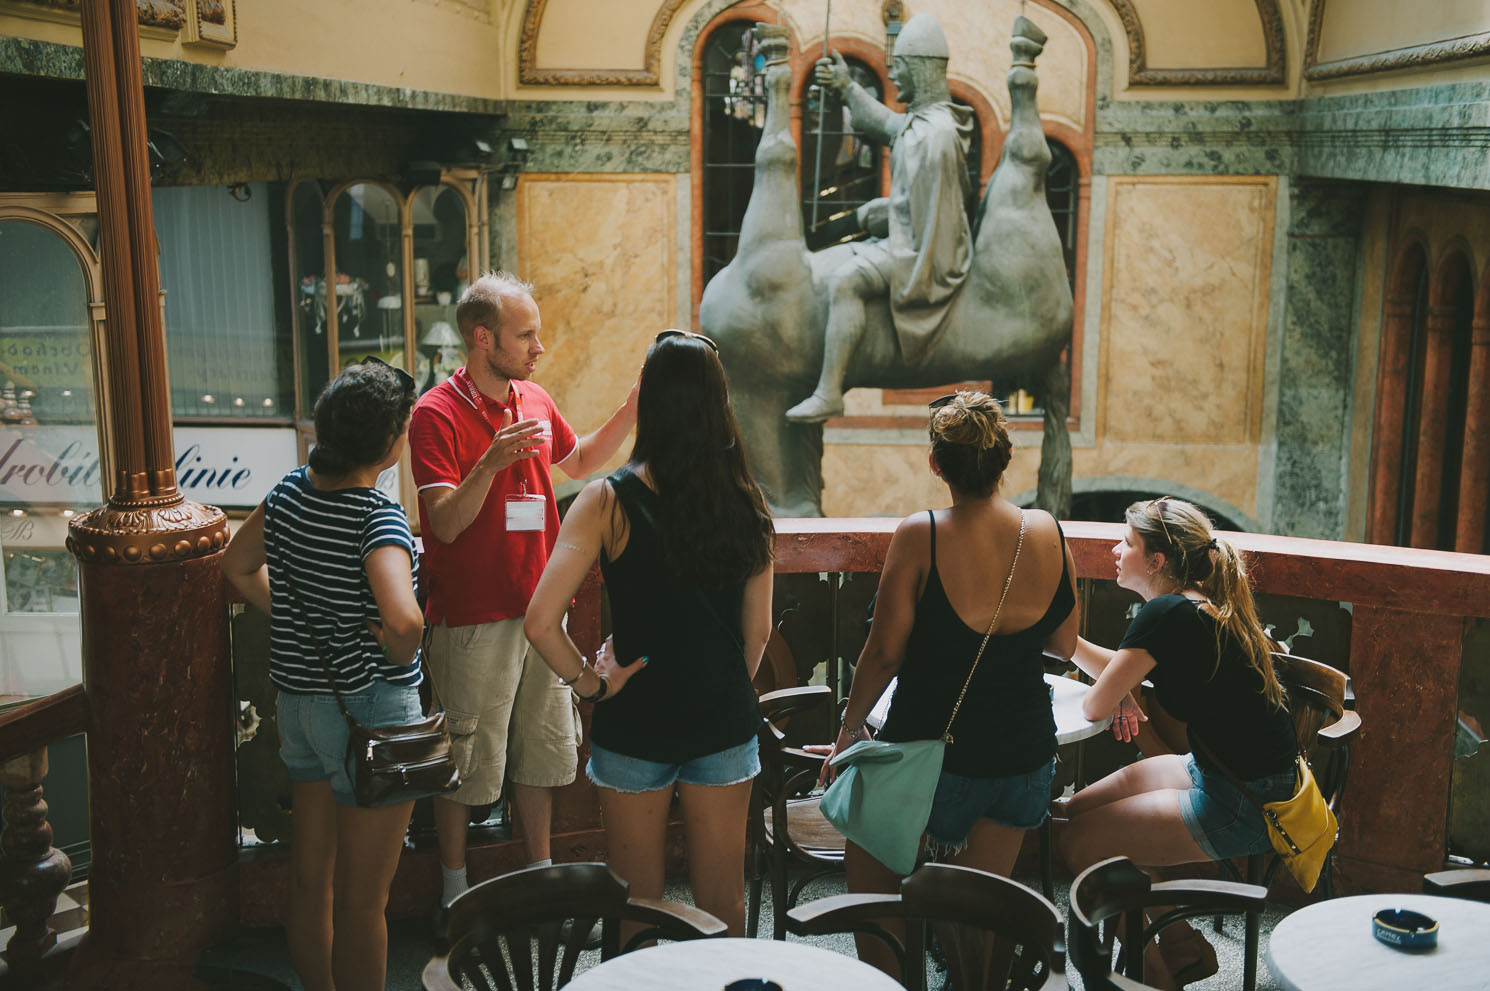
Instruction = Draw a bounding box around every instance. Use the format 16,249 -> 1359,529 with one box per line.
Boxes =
591,467 -> 762,763
1119,594 -> 1296,780
879,512 -> 1074,778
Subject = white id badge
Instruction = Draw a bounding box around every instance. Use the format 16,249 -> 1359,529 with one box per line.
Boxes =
505,493 -> 547,532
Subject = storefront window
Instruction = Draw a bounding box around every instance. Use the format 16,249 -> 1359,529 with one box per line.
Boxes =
0,217 -> 100,698
155,182 -> 294,419
410,185 -> 469,395
330,183 -> 404,374
290,181 -> 329,414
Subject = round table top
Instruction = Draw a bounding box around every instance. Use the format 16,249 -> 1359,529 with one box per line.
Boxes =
563,937 -> 905,991
1265,893 -> 1490,991
866,672 -> 1111,744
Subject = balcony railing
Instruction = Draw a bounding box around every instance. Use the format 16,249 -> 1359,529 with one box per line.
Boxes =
8,519 -> 1488,963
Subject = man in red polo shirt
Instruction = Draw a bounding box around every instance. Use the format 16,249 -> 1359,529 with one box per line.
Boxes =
409,270 -> 637,919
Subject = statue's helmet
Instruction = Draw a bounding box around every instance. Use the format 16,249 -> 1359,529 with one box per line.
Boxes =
893,13 -> 950,59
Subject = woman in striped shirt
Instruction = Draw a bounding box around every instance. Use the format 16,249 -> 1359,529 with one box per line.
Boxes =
222,358 -> 422,991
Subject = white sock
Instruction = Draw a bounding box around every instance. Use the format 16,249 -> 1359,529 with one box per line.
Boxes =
527,858 -> 552,869
440,864 -> 467,907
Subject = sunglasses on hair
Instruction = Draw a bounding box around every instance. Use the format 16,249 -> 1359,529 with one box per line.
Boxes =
1152,496 -> 1177,549
360,355 -> 416,394
928,394 -> 957,410
655,329 -> 719,353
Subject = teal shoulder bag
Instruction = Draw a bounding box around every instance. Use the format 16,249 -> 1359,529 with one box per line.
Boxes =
821,512 -> 1026,874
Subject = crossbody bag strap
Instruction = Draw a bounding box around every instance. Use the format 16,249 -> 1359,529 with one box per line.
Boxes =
1193,735 -> 1307,855
940,510 -> 1026,742
283,563 -> 436,730
283,565 -> 363,728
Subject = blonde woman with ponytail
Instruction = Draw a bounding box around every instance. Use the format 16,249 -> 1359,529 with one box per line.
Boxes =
1058,496 -> 1296,989
822,392 -> 1079,978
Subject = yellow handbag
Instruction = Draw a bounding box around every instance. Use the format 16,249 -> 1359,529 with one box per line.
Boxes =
1196,741 -> 1338,893
1260,756 -> 1337,893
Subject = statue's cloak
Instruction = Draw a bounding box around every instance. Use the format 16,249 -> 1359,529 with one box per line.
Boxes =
886,100 -> 973,364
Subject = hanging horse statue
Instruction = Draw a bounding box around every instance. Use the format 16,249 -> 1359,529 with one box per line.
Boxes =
700,16 -> 1073,517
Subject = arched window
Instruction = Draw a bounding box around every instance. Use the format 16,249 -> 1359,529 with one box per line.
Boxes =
1046,138 -> 1078,284
700,20 -> 767,283
1395,260 -> 1432,545
800,57 -> 884,251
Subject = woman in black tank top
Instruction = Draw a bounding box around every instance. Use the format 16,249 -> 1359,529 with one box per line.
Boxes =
526,330 -> 774,937
821,391 -> 1080,978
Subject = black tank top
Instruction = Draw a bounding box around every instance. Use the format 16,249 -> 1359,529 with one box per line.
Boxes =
878,511 -> 1074,777
590,467 -> 762,763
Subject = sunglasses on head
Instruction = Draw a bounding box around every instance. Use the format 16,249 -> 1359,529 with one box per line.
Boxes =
928,393 -> 957,410
360,355 -> 416,394
1152,496 -> 1177,550
655,329 -> 719,353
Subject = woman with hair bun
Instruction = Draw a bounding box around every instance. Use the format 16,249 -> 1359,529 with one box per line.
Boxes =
1059,496 -> 1297,989
222,357 -> 423,991
822,391 -> 1079,973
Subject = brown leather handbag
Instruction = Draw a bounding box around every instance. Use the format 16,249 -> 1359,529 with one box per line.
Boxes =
293,579 -> 461,808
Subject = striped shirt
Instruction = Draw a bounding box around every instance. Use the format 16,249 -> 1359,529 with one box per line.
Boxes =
263,467 -> 423,694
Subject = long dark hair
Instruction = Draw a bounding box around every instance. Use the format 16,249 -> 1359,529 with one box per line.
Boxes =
627,334 -> 773,584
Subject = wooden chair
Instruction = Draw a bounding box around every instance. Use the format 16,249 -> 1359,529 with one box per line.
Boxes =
747,684 -> 847,939
421,862 -> 726,991
1214,651 -> 1361,991
786,862 -> 1065,991
1423,867 -> 1490,902
1070,856 -> 1268,991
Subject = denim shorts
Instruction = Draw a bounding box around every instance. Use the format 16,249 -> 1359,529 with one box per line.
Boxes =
586,737 -> 760,794
1178,753 -> 1298,860
277,680 -> 425,807
924,758 -> 1057,851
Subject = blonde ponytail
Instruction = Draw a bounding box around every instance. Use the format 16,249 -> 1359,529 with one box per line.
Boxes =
1201,536 -> 1283,707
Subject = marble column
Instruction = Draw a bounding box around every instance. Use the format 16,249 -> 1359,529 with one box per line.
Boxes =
1455,312 -> 1490,553
1268,181 -> 1367,538
1408,306 -> 1456,548
1367,292 -> 1416,544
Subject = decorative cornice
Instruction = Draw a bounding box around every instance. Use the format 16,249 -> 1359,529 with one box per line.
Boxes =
1109,0 -> 1286,86
518,0 -> 687,87
67,498 -> 229,565
1304,0 -> 1490,81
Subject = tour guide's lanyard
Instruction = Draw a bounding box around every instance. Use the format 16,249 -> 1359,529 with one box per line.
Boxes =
457,368 -> 546,533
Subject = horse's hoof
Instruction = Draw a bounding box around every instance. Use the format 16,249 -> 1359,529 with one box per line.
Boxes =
785,393 -> 844,423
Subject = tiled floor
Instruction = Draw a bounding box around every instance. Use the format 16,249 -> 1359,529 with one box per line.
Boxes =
196,866 -> 1291,990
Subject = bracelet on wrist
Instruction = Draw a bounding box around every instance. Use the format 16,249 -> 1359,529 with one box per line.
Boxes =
561,659 -> 589,687
576,675 -> 609,704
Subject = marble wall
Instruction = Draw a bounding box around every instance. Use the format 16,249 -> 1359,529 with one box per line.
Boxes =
514,173 -> 680,484
1267,180 -> 1367,539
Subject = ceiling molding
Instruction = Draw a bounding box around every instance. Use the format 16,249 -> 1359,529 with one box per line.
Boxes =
1109,0 -> 1286,86
519,0 -> 688,87
1304,0 -> 1490,81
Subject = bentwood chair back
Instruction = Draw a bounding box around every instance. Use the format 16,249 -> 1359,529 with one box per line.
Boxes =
747,684 -> 847,940
1071,856 -> 1268,991
1423,868 -> 1490,902
787,863 -> 1065,991
421,862 -> 726,991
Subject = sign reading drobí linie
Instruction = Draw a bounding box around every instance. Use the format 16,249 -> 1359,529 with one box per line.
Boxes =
0,425 -> 299,510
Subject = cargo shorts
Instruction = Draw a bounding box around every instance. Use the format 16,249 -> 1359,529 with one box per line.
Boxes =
425,617 -> 579,805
